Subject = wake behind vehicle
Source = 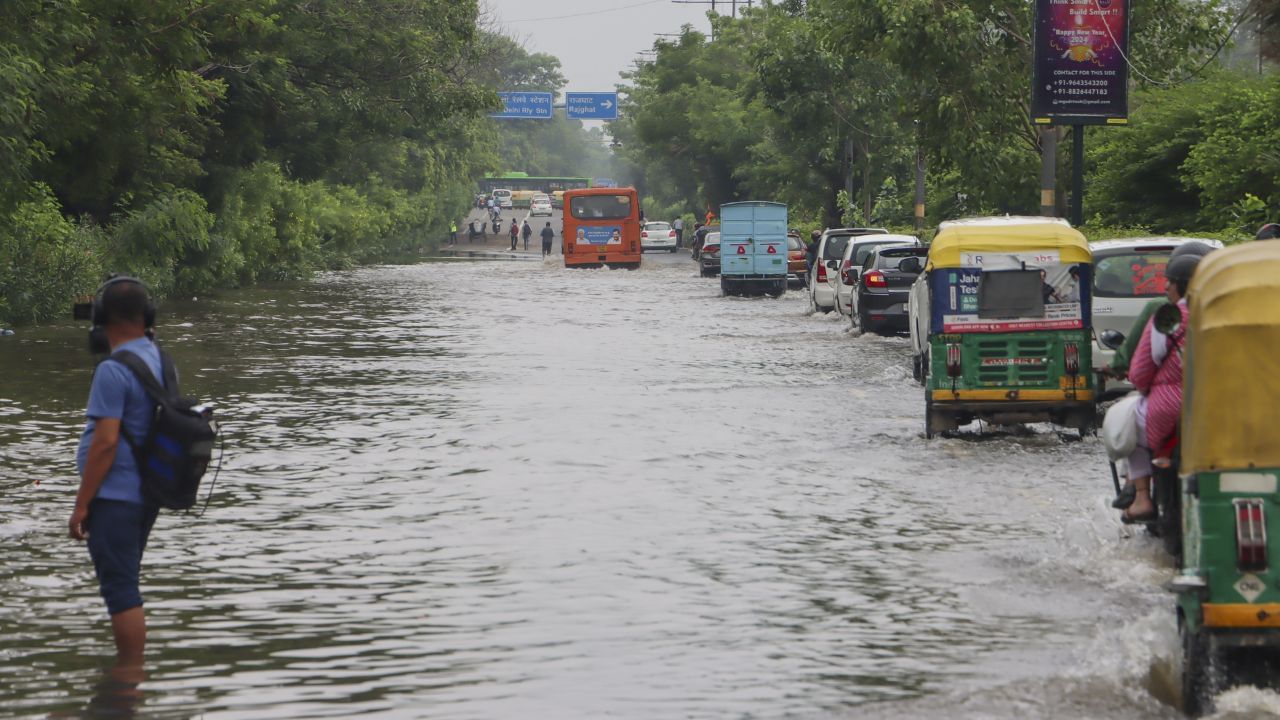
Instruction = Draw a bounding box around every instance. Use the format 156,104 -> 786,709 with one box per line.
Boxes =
1173,241 -> 1280,716
718,201 -> 788,297
908,217 -> 1094,437
834,234 -> 919,319
852,245 -> 928,335
562,187 -> 642,269
808,228 -> 888,313
641,221 -> 678,253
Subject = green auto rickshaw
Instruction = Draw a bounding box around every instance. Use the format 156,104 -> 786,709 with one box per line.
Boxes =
1172,241 -> 1280,715
908,217 -> 1095,437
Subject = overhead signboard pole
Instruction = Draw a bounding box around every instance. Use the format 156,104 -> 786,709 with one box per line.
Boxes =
1030,0 -> 1131,225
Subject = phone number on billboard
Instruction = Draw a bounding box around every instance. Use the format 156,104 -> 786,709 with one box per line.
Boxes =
1057,87 -> 1110,96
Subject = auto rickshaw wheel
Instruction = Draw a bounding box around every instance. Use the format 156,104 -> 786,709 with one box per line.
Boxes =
1181,623 -> 1213,717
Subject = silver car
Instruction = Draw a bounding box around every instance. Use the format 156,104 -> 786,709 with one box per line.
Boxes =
807,228 -> 888,313
1091,237 -> 1223,396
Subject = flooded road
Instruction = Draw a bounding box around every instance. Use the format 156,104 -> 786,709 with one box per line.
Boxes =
2,255 -> 1269,718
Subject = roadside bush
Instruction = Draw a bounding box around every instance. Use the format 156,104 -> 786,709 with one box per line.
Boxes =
0,183 -> 104,326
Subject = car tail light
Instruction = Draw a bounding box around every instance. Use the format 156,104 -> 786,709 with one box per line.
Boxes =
817,263 -> 827,283
641,231 -> 648,239
946,343 -> 962,378
668,230 -> 676,238
863,271 -> 887,289
1064,341 -> 1080,376
706,245 -> 719,254
1235,499 -> 1268,572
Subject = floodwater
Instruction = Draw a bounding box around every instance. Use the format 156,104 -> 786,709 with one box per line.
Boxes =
2,256 -> 1277,718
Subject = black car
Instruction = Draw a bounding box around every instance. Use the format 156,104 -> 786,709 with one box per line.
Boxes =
852,246 -> 928,335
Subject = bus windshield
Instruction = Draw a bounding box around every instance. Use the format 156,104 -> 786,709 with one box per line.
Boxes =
571,194 -> 633,220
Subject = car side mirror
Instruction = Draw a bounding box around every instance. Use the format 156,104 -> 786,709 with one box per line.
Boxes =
1154,303 -> 1182,336
898,257 -> 923,274
1099,329 -> 1125,350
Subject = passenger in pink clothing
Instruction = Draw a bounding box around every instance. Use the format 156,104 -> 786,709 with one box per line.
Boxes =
1121,253 -> 1200,522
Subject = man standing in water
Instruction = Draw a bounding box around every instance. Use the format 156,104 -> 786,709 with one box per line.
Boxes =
521,219 -> 533,251
509,219 -> 519,251
69,279 -> 164,669
540,221 -> 555,257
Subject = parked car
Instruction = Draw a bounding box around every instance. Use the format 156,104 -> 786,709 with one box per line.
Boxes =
834,234 -> 919,318
1090,237 -> 1223,397
641,221 -> 678,253
530,195 -> 553,216
807,228 -> 888,313
698,232 -> 721,277
852,245 -> 929,335
786,233 -> 806,287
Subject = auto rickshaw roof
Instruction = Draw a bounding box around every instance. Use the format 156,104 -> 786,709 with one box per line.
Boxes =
927,219 -> 1091,269
1183,241 -> 1280,474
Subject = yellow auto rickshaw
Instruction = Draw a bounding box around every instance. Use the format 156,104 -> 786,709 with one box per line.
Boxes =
1173,241 -> 1280,715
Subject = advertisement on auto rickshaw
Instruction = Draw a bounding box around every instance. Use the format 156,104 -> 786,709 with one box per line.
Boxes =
928,252 -> 1092,333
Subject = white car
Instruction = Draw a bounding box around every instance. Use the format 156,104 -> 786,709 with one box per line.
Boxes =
530,196 -> 553,216
834,235 -> 919,318
491,188 -> 513,209
1091,237 -> 1222,397
641,221 -> 678,253
807,228 -> 888,313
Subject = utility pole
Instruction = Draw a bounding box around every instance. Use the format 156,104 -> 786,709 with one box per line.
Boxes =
1039,126 -> 1057,217
1070,125 -> 1085,227
672,0 -> 719,38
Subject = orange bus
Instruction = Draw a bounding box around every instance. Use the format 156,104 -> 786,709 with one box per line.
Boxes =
562,187 -> 642,269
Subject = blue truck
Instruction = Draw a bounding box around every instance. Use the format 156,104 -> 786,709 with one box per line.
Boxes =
718,201 -> 788,297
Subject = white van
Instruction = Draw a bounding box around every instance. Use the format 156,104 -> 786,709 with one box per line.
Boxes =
491,189 -> 513,209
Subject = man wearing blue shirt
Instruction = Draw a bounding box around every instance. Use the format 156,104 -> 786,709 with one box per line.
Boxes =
69,279 -> 164,668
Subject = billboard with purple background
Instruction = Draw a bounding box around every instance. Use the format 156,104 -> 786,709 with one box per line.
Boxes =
1031,0 -> 1130,124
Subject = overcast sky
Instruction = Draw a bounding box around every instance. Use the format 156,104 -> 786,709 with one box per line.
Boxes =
482,0 -> 720,94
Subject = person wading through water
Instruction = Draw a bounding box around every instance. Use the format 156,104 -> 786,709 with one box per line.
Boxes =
521,220 -> 533,251
509,219 -> 520,251
541,222 -> 555,257
70,278 -> 166,670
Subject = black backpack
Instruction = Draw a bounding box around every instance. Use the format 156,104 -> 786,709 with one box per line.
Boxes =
110,349 -> 217,510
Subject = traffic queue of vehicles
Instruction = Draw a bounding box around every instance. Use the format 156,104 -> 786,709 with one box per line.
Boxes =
558,192 -> 1280,714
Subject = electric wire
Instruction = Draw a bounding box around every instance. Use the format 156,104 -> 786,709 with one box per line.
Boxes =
506,0 -> 669,23
1093,0 -> 1255,88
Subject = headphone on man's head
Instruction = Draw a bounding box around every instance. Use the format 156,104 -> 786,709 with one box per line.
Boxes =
85,275 -> 156,355
91,275 -> 156,329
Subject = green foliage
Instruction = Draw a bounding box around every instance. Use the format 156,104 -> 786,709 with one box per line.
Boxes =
614,0 -> 1245,235
1088,72 -> 1280,233
0,184 -> 104,325
0,0 -> 505,326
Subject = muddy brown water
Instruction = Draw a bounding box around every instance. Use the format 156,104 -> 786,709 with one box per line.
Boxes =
3,257 -> 1274,718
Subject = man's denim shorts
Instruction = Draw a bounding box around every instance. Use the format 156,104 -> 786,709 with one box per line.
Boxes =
87,499 -> 159,615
